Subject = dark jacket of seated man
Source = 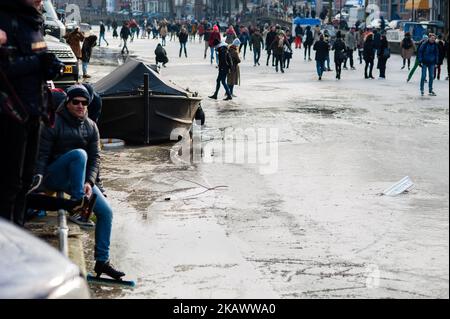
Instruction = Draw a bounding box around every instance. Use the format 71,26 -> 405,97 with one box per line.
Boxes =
35,96 -> 100,188
34,84 -> 125,280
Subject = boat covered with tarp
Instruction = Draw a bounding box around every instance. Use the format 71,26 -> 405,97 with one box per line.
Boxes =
94,58 -> 201,144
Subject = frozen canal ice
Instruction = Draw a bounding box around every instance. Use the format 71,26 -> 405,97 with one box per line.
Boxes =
86,27 -> 449,298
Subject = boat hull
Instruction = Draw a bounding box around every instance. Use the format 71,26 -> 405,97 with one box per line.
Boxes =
98,94 -> 201,144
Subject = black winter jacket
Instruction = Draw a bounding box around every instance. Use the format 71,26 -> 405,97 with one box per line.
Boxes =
265,31 -> 277,50
363,39 -> 375,61
178,31 -> 188,43
36,105 -> 100,186
313,40 -> 329,61
304,29 -> 314,46
0,0 -> 51,116
217,45 -> 232,72
332,39 -> 347,62
81,35 -> 97,63
120,26 -> 131,40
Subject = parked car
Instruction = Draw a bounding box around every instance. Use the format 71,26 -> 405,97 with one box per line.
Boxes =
45,34 -> 79,88
43,0 -> 78,88
43,0 -> 65,40
389,20 -> 409,30
370,18 -> 390,29
65,22 -> 92,37
0,219 -> 90,299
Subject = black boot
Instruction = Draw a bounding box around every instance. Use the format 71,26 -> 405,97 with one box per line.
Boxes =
208,94 -> 217,100
70,195 -> 90,214
94,260 -> 125,280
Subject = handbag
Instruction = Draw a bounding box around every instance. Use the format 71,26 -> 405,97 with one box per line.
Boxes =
383,47 -> 391,59
338,50 -> 347,62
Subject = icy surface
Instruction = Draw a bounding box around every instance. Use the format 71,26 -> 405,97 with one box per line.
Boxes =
86,26 -> 449,298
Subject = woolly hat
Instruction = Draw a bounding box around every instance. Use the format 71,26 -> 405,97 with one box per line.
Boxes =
232,38 -> 241,47
82,83 -> 95,104
65,84 -> 91,102
213,25 -> 219,32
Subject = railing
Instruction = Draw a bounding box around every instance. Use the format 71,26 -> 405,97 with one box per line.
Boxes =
57,191 -> 69,257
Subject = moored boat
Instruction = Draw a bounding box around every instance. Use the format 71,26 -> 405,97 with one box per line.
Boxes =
94,58 -> 202,144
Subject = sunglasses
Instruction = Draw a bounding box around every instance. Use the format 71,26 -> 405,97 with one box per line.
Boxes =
71,99 -> 89,106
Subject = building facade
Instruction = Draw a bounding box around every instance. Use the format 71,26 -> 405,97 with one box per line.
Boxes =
371,0 -> 447,23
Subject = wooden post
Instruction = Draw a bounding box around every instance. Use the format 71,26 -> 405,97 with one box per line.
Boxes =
144,73 -> 150,144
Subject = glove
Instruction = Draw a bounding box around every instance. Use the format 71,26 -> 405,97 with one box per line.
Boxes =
27,174 -> 43,195
419,63 -> 423,67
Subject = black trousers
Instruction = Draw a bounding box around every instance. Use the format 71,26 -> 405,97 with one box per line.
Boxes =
344,48 -> 354,68
266,49 -> 274,65
179,42 -> 187,57
365,59 -> 374,77
335,60 -> 342,78
274,54 -> 284,72
378,57 -> 387,78
0,115 -> 41,225
304,44 -> 312,59
239,42 -> 247,59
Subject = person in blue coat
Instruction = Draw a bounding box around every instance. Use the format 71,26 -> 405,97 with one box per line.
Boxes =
418,34 -> 440,96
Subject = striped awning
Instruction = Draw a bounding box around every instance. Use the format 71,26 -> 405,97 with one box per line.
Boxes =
405,0 -> 431,10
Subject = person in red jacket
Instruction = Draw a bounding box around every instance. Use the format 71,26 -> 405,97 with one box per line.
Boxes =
208,25 -> 221,64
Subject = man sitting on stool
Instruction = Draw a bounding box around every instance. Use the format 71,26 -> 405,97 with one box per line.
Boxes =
35,84 -> 125,280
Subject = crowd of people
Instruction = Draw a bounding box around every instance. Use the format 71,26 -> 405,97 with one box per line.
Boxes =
124,17 -> 448,97
1,0 -> 125,280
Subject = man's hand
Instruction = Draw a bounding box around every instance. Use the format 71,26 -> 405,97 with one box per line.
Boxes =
84,183 -> 93,198
0,29 -> 7,45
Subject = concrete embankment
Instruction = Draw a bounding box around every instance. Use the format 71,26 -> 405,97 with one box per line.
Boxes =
26,212 -> 87,276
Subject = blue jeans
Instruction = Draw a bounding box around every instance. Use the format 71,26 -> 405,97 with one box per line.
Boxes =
253,48 -> 261,65
82,61 -> 88,76
210,47 -> 218,64
179,42 -> 187,57
214,69 -> 232,97
43,149 -> 112,262
316,60 -> 325,77
420,64 -> 435,93
99,32 -> 108,46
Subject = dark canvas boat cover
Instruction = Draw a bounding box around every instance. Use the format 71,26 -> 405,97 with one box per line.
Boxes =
93,58 -> 189,97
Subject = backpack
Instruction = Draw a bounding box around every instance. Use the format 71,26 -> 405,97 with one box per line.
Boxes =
402,38 -> 412,50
